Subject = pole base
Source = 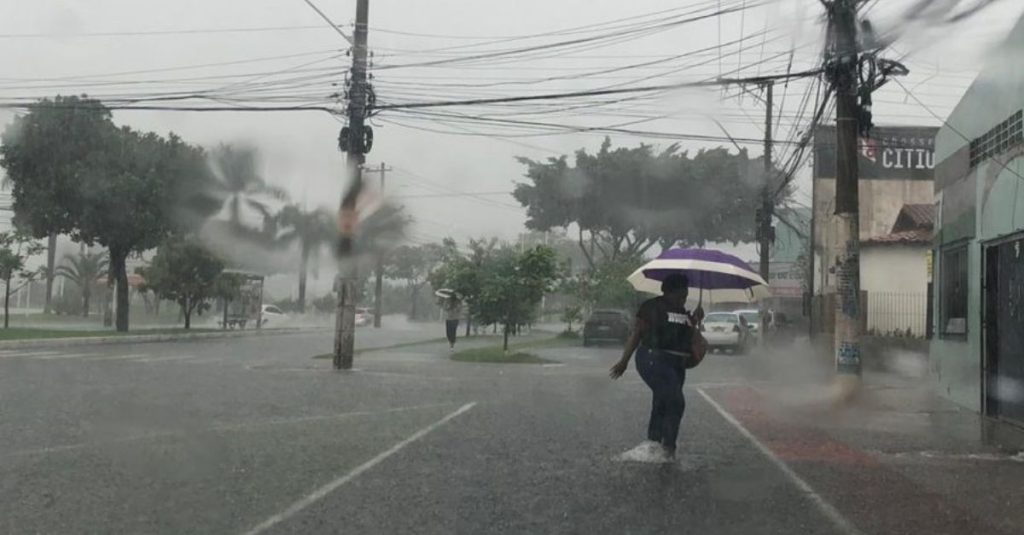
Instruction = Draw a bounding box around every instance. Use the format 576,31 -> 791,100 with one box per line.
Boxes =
830,374 -> 862,407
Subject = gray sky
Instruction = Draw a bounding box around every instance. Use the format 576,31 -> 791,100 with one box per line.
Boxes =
2,0 -> 1021,251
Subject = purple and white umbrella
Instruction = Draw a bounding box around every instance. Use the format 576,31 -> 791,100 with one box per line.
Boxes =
627,248 -> 770,304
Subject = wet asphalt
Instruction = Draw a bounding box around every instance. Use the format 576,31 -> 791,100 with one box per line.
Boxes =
1,328 -> 1022,534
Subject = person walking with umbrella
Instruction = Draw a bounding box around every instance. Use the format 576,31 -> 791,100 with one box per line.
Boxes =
437,289 -> 463,352
610,248 -> 767,461
610,274 -> 703,461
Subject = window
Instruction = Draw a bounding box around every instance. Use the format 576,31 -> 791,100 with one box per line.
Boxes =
939,245 -> 968,336
705,313 -> 739,324
969,110 -> 1023,168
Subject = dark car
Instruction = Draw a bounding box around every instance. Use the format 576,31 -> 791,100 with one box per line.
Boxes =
583,309 -> 631,346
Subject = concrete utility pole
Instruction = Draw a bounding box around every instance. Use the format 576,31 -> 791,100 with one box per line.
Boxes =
758,81 -> 774,283
828,0 -> 863,377
362,162 -> 391,329
334,0 -> 371,370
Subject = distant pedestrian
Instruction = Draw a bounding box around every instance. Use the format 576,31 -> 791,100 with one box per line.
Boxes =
442,295 -> 463,352
609,273 -> 706,461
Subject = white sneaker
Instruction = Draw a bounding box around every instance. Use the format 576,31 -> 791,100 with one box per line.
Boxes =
617,441 -> 672,463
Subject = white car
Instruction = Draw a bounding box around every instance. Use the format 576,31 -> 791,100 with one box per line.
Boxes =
260,304 -> 288,327
700,312 -> 751,353
355,307 -> 372,327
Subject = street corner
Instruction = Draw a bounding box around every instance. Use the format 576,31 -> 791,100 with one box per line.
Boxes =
697,383 -> 1024,535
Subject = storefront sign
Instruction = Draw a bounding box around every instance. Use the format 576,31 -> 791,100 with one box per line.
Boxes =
814,125 -> 939,180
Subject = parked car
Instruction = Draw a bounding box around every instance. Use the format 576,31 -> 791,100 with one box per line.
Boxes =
583,309 -> 631,347
700,311 -> 751,353
355,307 -> 372,327
260,304 -> 288,327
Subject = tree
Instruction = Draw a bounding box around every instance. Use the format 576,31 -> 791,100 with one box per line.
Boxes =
383,243 -> 443,320
0,232 -> 44,328
514,138 -> 777,269
429,237 -> 499,335
74,127 -> 216,332
277,204 -> 334,312
139,238 -> 225,329
54,250 -> 108,317
562,304 -> 582,333
205,143 -> 287,227
474,245 -> 560,351
0,96 -> 115,315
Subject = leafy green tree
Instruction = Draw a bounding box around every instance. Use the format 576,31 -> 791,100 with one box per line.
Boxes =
429,237 -> 500,335
561,304 -> 583,332
474,245 -> 560,351
383,243 -> 444,320
514,138 -> 776,268
74,128 -> 216,331
0,96 -> 115,315
0,231 -> 44,328
54,250 -> 108,317
277,204 -> 334,312
138,238 -> 225,329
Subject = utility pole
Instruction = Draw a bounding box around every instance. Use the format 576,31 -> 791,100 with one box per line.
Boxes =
334,0 -> 370,370
828,0 -> 862,378
758,81 -> 774,283
362,162 -> 391,329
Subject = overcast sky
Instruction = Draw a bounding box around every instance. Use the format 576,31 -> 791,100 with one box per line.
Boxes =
2,0 -> 1021,252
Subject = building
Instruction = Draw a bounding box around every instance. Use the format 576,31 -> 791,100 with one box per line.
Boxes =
811,124 -> 938,336
931,16 -> 1024,424
860,204 -> 933,337
763,206 -> 810,320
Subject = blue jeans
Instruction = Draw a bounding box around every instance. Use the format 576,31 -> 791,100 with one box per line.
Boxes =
634,347 -> 686,453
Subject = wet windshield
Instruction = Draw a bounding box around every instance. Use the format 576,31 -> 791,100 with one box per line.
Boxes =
3,1 -> 1023,534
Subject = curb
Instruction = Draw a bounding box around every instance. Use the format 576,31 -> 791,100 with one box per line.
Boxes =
0,326 -> 333,350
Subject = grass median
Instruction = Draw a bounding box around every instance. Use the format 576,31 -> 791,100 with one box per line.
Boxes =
450,334 -> 577,364
0,327 -> 222,341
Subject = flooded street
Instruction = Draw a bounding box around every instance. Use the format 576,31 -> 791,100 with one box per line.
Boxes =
1,332 -> 1021,534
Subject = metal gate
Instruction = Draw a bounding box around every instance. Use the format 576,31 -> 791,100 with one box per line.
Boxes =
984,235 -> 1024,424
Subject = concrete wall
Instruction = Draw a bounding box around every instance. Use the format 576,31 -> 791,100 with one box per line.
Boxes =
861,245 -> 928,295
862,245 -> 929,337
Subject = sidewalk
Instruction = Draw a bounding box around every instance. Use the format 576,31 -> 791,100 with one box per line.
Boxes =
700,342 -> 1024,535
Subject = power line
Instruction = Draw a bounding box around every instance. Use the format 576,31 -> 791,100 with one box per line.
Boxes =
375,69 -> 824,111
374,0 -> 764,71
298,0 -> 353,44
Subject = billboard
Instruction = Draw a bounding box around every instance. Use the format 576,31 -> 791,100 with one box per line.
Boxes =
814,125 -> 939,180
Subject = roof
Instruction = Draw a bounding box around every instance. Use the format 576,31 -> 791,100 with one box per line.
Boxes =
893,204 -> 935,232
864,203 -> 935,246
863,229 -> 932,245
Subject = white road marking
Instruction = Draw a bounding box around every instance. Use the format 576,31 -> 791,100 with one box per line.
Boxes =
242,402 -> 477,535
3,403 -> 458,459
696,388 -> 865,535
0,350 -> 61,358
133,355 -> 198,363
33,353 -> 94,360
82,353 -> 150,361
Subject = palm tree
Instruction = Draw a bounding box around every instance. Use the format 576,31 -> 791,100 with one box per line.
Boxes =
206,143 -> 287,227
55,250 -> 108,317
278,204 -> 334,312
